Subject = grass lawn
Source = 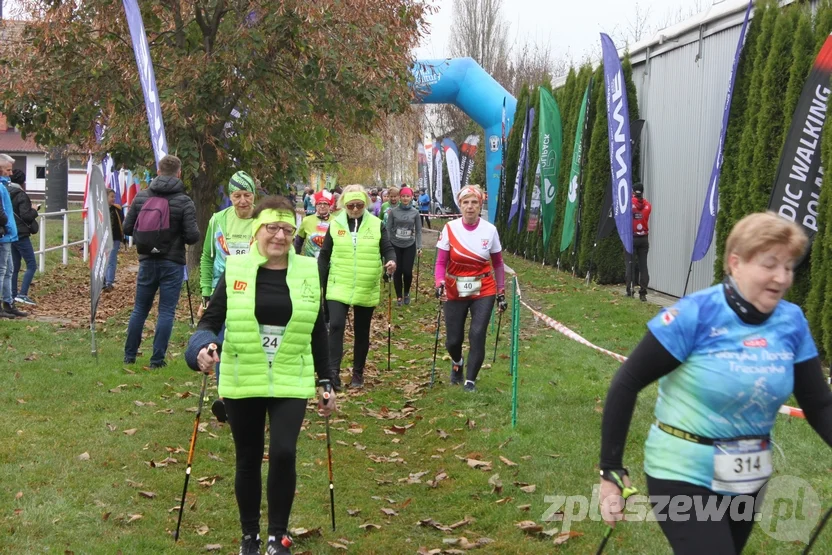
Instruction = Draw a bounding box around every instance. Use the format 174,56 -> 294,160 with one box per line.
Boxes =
2,245 -> 830,554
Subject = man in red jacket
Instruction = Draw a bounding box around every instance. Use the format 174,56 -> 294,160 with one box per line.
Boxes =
626,181 -> 651,301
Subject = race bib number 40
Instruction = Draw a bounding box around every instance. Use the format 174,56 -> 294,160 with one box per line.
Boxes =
456,277 -> 482,298
260,324 -> 286,364
712,439 -> 772,494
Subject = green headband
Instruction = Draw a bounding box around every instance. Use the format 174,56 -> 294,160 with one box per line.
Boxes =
228,171 -> 256,195
343,191 -> 367,206
251,209 -> 296,236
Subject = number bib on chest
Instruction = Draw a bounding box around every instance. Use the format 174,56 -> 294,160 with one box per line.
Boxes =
456,276 -> 482,298
395,228 -> 413,240
260,324 -> 286,364
227,242 -> 250,256
711,439 -> 772,494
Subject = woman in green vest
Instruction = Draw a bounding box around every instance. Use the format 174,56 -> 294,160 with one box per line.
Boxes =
186,195 -> 336,555
318,184 -> 397,390
198,170 -> 257,422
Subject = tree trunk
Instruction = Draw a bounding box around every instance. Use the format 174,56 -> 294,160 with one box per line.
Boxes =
187,143 -> 220,272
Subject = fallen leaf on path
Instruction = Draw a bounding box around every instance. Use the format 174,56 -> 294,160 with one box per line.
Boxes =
78,452 -> 90,461
499,456 -> 517,467
126,514 -> 142,523
519,484 -> 536,493
380,508 -> 398,517
488,473 -> 503,494
347,509 -> 361,517
327,542 -> 348,550
15,491 -> 23,500
204,545 -> 222,552
359,523 -> 381,530
196,524 -> 209,536
466,458 -> 492,471
517,504 -> 531,511
516,520 -> 543,534
495,497 -> 513,505
123,428 -> 138,436
554,530 -> 584,545
106,423 -> 117,431
448,516 -> 474,529
289,527 -> 322,539
138,491 -> 156,499
436,429 -> 449,440
417,518 -> 452,532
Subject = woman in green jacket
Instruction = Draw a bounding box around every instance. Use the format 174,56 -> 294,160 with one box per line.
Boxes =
186,195 -> 336,555
318,184 -> 396,390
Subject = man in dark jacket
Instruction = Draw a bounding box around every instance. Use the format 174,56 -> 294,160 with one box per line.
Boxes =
9,170 -> 39,305
104,188 -> 124,292
122,155 -> 199,368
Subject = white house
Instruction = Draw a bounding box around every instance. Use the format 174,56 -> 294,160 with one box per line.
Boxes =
0,114 -> 87,201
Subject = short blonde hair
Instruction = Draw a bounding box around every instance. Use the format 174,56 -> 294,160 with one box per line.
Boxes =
723,212 -> 808,274
387,186 -> 400,196
336,184 -> 370,210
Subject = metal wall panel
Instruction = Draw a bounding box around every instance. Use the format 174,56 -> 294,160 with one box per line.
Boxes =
631,25 -> 743,297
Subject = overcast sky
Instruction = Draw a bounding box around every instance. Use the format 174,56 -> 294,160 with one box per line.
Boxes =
415,0 -> 708,67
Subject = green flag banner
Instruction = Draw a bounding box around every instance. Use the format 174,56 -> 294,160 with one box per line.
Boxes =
538,88 -> 563,251
560,84 -> 590,253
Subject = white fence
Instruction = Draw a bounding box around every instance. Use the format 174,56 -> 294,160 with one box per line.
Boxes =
36,209 -> 88,273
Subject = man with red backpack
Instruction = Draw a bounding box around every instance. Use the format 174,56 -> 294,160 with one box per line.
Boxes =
122,155 -> 200,368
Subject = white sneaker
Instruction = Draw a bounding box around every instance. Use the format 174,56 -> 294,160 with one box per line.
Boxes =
15,295 -> 37,306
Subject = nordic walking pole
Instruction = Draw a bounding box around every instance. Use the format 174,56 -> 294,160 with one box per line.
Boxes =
414,250 -> 421,304
185,279 -> 195,328
174,343 -> 215,541
804,505 -> 832,554
430,286 -> 443,388
321,381 -> 336,531
492,309 -> 503,364
595,471 -> 638,555
386,271 -> 393,372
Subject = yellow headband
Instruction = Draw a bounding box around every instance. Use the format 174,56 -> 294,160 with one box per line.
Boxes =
251,209 -> 296,236
343,191 -> 367,206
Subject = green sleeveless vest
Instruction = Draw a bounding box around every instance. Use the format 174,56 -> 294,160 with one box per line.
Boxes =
220,247 -> 320,399
326,210 -> 383,306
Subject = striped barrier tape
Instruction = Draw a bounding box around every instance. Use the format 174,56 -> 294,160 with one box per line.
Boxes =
516,287 -> 806,419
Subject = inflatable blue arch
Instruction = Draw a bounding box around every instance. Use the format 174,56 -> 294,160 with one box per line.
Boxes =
412,58 -> 517,222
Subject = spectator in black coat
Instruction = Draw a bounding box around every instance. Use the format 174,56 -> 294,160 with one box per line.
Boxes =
122,155 -> 200,368
104,188 -> 124,292
8,169 -> 39,305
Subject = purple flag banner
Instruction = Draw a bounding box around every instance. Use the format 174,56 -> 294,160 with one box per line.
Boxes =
433,138 -> 443,208
459,135 -> 480,189
123,0 -> 168,167
443,138 -> 462,210
600,33 -> 633,254
691,0 -> 752,262
508,107 -> 532,226
518,107 -> 535,232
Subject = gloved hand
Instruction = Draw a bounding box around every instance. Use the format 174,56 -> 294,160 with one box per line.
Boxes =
435,283 -> 445,300
202,296 -> 211,309
497,292 -> 508,313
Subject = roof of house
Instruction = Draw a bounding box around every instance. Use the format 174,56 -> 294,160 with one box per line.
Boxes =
0,130 -> 44,153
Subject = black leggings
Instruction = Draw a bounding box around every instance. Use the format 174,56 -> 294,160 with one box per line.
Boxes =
327,301 -> 375,375
421,213 -> 432,229
393,244 -> 417,299
444,295 -> 495,381
224,397 -> 307,537
647,475 -> 760,555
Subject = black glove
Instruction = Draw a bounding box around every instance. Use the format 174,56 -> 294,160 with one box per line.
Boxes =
435,283 -> 445,299
497,293 -> 508,313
